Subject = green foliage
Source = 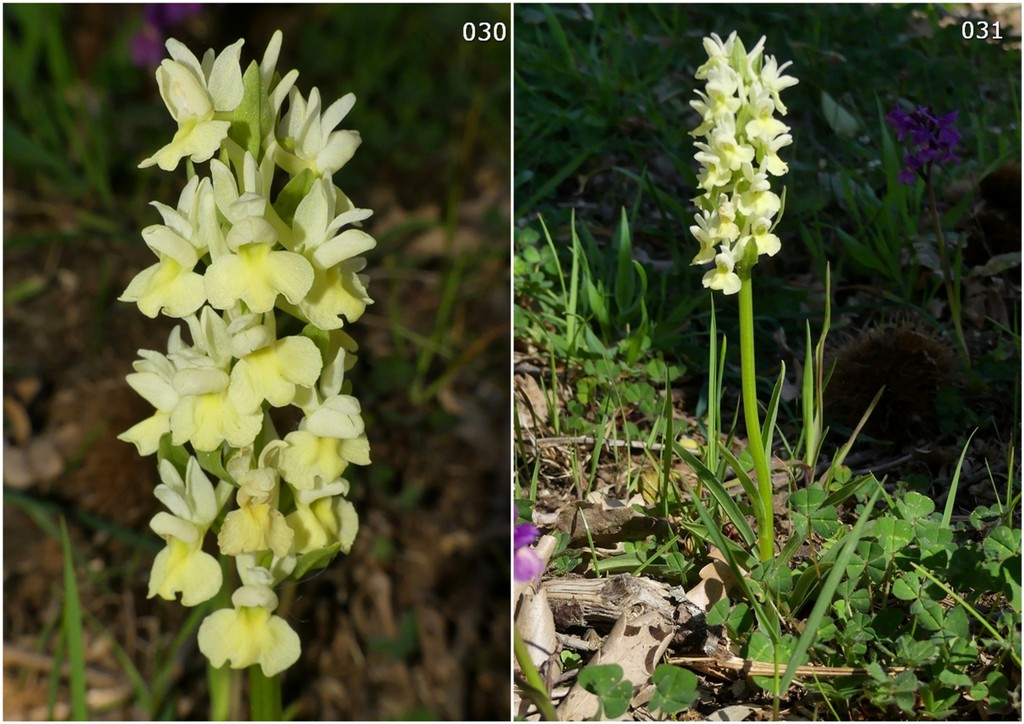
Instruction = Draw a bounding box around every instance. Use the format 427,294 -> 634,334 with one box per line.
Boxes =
865,663 -> 920,715
576,209 -> 652,366
515,211 -> 696,370
293,543 -> 342,580
515,212 -> 691,444
649,664 -> 699,716
577,663 -> 633,719
547,531 -> 584,576
58,518 -> 88,720
746,631 -> 799,695
3,5 -> 115,207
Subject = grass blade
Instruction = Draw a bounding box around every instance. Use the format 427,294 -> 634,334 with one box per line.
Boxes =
675,443 -> 757,548
942,428 -> 977,528
778,483 -> 884,694
59,518 -> 88,720
760,362 -> 785,462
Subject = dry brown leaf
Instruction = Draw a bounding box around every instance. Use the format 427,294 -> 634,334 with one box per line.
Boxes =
555,498 -> 669,548
515,373 -> 549,430
515,587 -> 558,672
556,610 -> 674,721
686,547 -> 742,611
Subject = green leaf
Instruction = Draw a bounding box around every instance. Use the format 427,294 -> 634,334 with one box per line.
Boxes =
230,61 -> 265,159
981,671 -> 1010,709
938,668 -> 972,688
585,278 -> 609,329
790,562 -> 831,611
914,517 -> 954,552
675,444 -> 757,548
577,664 -> 623,693
649,664 -> 698,715
919,685 -> 960,718
894,491 -> 935,522
790,487 -> 840,539
874,517 -> 915,560
747,631 -> 798,695
4,274 -> 47,304
578,663 -> 632,718
891,573 -> 922,601
844,551 -> 867,581
895,635 -> 938,667
821,472 -> 872,508
760,360 -> 785,461
560,649 -> 583,670
983,525 -> 1020,562
866,661 -> 887,682
613,208 -> 636,314
726,602 -> 755,639
821,91 -> 860,137
835,226 -> 888,275
293,542 -> 342,580
862,544 -> 888,585
273,169 -> 316,226
911,598 -> 945,631
157,436 -> 191,475
196,448 -> 234,487
59,519 -> 88,720
944,604 -> 970,640
790,486 -> 827,515
890,671 -> 921,713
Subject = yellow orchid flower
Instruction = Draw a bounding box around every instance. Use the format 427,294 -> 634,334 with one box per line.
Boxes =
197,573 -> 300,677
140,38 -> 244,171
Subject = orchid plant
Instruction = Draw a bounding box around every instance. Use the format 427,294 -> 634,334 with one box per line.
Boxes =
688,31 -> 797,562
119,31 -> 373,716
885,105 -> 968,365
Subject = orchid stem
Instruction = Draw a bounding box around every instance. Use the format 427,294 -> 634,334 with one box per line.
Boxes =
515,628 -> 558,720
925,168 -> 969,367
249,667 -> 282,721
738,272 -> 775,562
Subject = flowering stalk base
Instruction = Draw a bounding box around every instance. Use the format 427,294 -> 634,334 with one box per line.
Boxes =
738,274 -> 775,562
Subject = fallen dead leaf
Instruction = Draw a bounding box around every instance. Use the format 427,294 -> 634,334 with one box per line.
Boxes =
556,610 -> 674,721
515,373 -> 550,430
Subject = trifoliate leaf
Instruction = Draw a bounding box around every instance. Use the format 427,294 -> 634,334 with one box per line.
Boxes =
650,664 -> 698,715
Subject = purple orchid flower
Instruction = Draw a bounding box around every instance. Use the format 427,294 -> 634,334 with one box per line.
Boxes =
514,510 -> 543,583
885,105 -> 961,184
131,4 -> 204,69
